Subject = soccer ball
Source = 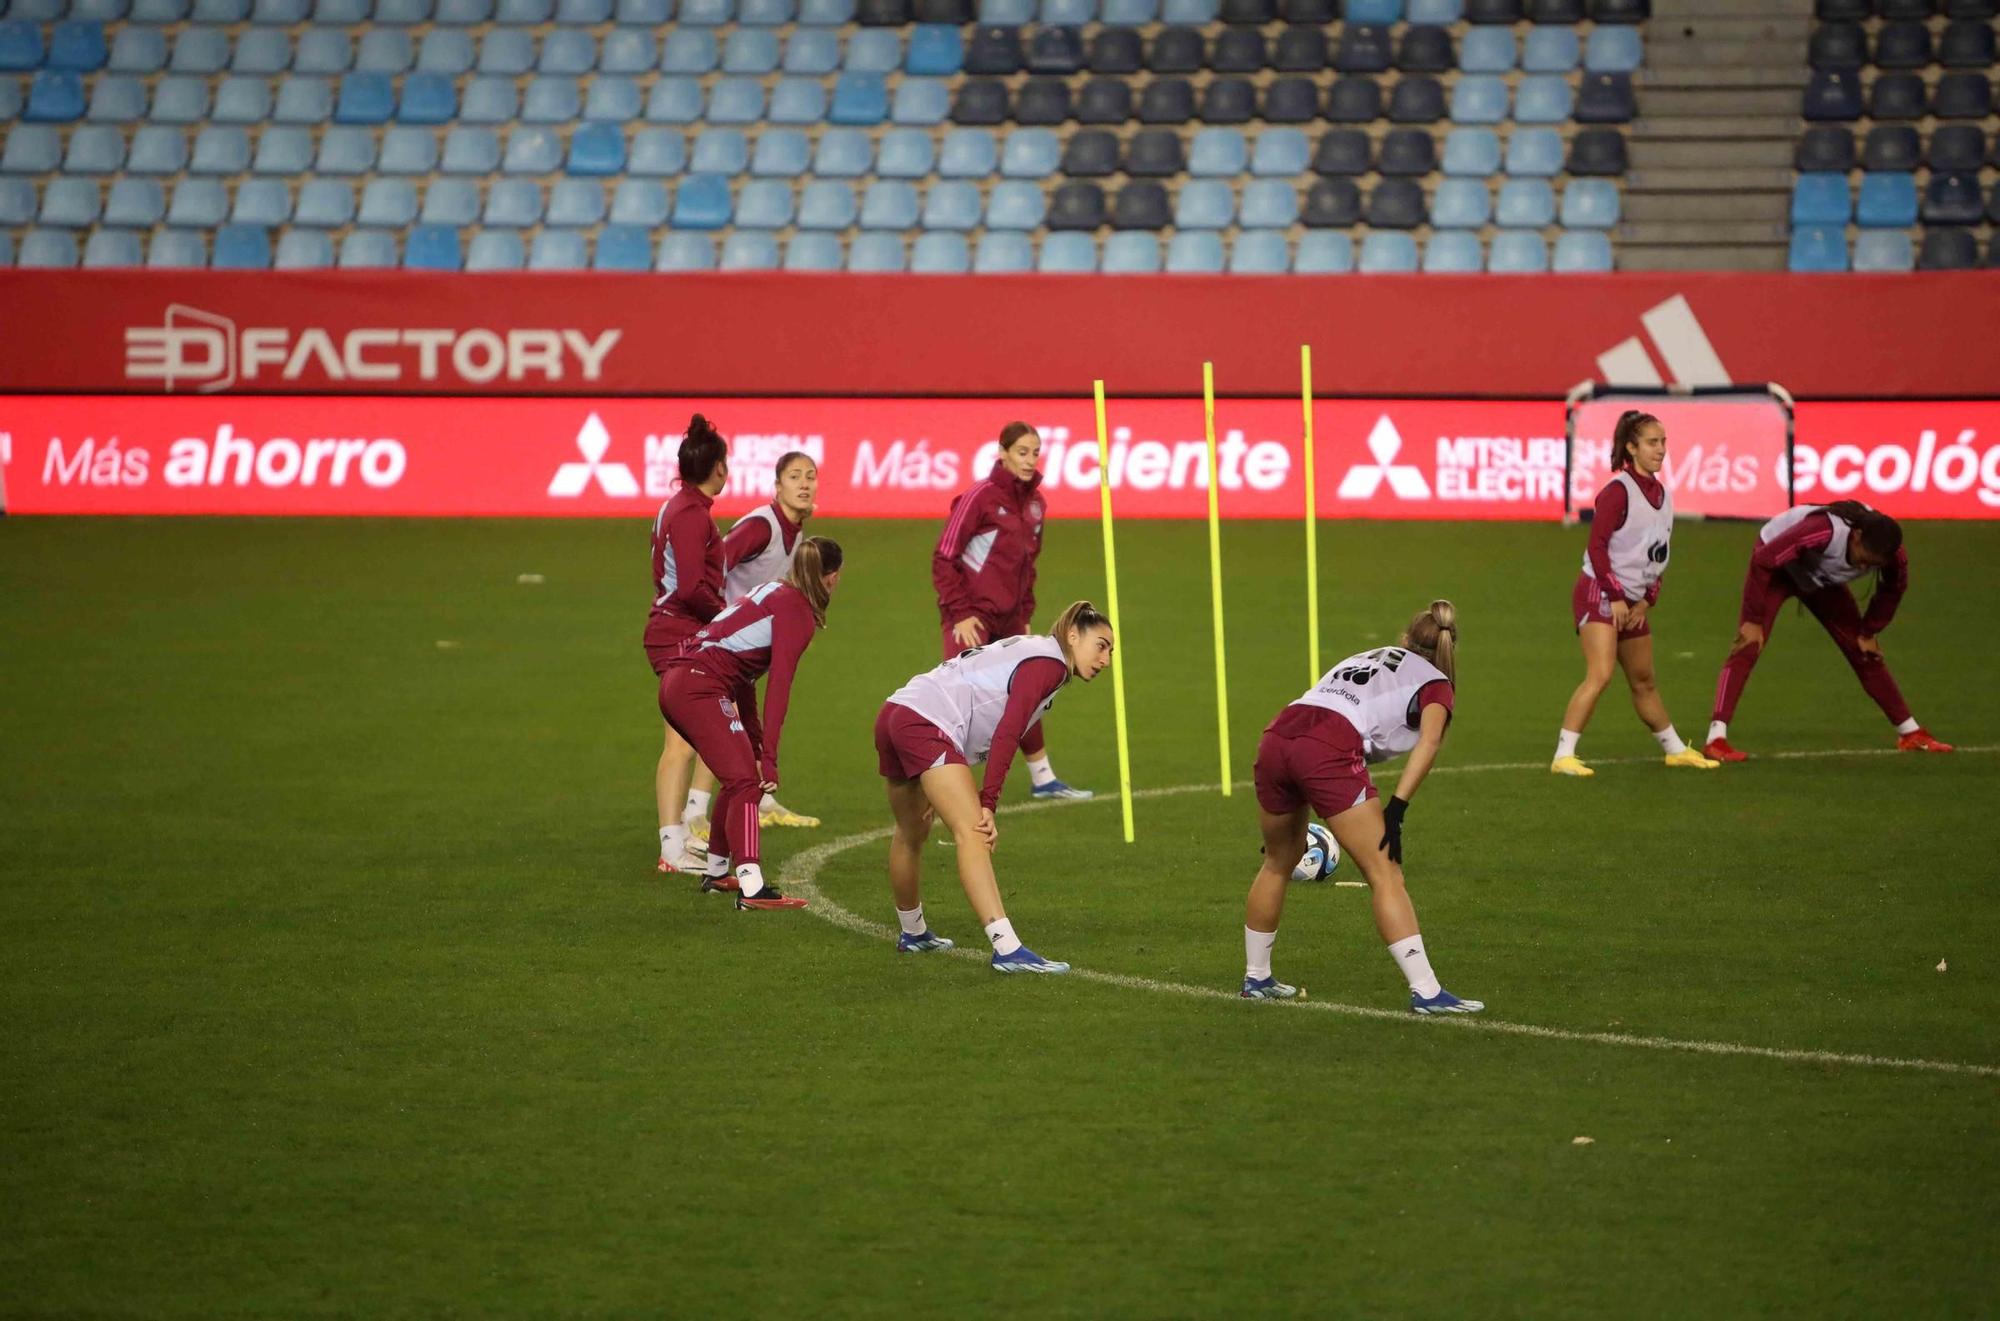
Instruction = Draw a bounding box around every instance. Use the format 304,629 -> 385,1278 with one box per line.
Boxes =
1292,823 -> 1340,883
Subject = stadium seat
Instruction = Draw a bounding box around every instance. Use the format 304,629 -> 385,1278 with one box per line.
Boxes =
107,26 -> 165,72
274,228 -> 334,269
1514,75 -> 1573,123
1175,179 -> 1234,229
778,232 -> 839,271
1366,178 -> 1427,228
938,128 -> 997,177
922,179 -> 982,229
1036,233 -> 1094,272
462,230 -> 523,273
1422,231 -> 1482,274
1926,126 -> 1986,173
274,77 -> 334,124
1796,126 -> 1855,173
64,125 -> 126,174
1138,77 -> 1195,123
188,125 -> 250,174
770,78 -> 829,124
1560,178 -> 1621,228
568,123 -> 624,175
1294,231 -> 1354,273
721,27 -> 782,68
1852,230 -> 1913,273
1567,129 -> 1627,176
734,178 -> 794,228
672,174 -> 733,227
646,78 -> 702,123
661,30 -> 719,73
845,29 -> 902,73
354,178 -> 416,228
594,224 -> 656,271
1000,127 -> 1061,178
1787,223 -> 1848,272
830,72 -> 888,123
357,29 -> 414,72
337,72 -> 395,125
1940,20 -> 1996,68
1388,76 -> 1445,124
910,231 -> 970,274
421,177 -> 479,225
227,178 -> 290,227
1487,230 -> 1548,272
1523,27 -> 1579,71
1933,73 -> 1993,120
25,71 -> 86,122
1056,129 -> 1115,177
1552,230 -> 1614,272
861,178 -> 921,228
479,28 -> 534,74
202,223 -> 270,271
1273,27 -> 1326,71
1868,73 -> 1926,121
1088,27 -> 1142,73
1335,25 -> 1391,73
1917,228 -> 1979,271
1921,173 -> 1984,226
147,228 -> 208,268
718,230 -> 782,272
547,179 -> 607,227
1430,178 -> 1491,228
814,127 -> 874,176
1253,127 -> 1310,176
715,78 -> 775,121
1377,128 -> 1435,176
985,179 -> 1045,229
0,20 -> 47,71
86,74 -> 146,122
1201,78 -> 1256,124
1102,232 -> 1161,273
529,229 -> 589,270
1791,173 -> 1852,226
1227,229 -> 1287,274
602,178 -> 666,227
1320,76 -> 1376,122
847,232 -> 906,271
102,177 -> 164,227
1583,26 -> 1642,72
39,177 -> 102,227
1503,127 -> 1563,177
1856,172 -> 1917,227
1046,180 -> 1106,230
1442,127 -> 1500,177
972,231 -> 1034,273
170,27 -> 230,75
1302,177 -> 1361,226
1494,178 -> 1555,228
80,228 -> 143,268
601,29 -> 656,75
798,180 -> 857,228
628,129 -> 686,176
0,178 -> 32,226
1461,28 -> 1514,72
1451,75 -> 1509,124
1238,178 -> 1297,228
1396,23 -> 1454,72
1874,20 -> 1930,69
1188,127 -> 1248,176
1358,232 -> 1419,272
334,229 -> 397,268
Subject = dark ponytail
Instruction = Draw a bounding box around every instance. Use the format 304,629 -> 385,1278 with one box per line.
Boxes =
1610,410 -> 1660,472
679,413 -> 729,486
1823,501 -> 1903,562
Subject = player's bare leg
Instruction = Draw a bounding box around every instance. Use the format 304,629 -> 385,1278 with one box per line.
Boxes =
885,778 -> 953,952
1554,621 -> 1619,776
656,723 -> 705,873
1327,797 -> 1480,1013
918,763 -> 1066,973
683,760 -> 717,842
1242,808 -> 1308,999
1619,633 -> 1717,769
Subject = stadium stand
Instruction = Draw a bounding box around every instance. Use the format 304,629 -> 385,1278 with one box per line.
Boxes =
0,0 -> 1652,271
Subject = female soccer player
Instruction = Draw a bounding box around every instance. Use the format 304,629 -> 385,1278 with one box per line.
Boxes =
682,451 -> 823,836
932,422 -> 1091,801
1551,410 -> 1719,776
658,537 -> 843,910
874,601 -> 1114,972
1704,501 -> 1952,760
646,414 -> 728,875
1241,601 -> 1482,1014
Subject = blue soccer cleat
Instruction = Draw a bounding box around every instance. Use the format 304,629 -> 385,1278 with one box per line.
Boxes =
1411,988 -> 1485,1015
897,929 -> 955,953
991,946 -> 1070,974
1030,780 -> 1094,801
1240,975 -> 1303,1000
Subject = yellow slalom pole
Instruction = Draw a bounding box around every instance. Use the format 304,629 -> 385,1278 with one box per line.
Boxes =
1202,362 -> 1232,797
1094,379 -> 1136,844
1301,345 -> 1320,684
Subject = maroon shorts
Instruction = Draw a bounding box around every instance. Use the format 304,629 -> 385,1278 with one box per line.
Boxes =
643,615 -> 700,676
1254,714 -> 1377,820
1572,572 -> 1651,638
940,612 -> 1026,660
875,702 -> 968,781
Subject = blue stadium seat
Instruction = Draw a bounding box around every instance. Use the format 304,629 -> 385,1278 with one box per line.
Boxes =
691,127 -> 748,174
798,179 -> 856,228
230,27 -> 288,75
1042,0 -> 1095,22
609,177 -> 670,226
1228,229 -> 1287,273
358,178 -> 418,226
1450,75 -> 1508,123
814,126 -> 874,175
801,0 -> 854,18
1251,127 -> 1309,176
0,177 -> 32,224
884,77 -> 944,125
274,77 -> 333,123
378,127 -> 438,173
980,0 -> 1033,21
785,232 -> 844,270
1851,230 -> 1912,273
847,232 -> 905,272
1,124 -> 63,172
646,77 -> 703,123
1790,172 -> 1851,226
464,230 -> 524,272
146,228 -> 208,268
1189,127 -> 1247,176
750,128 -> 809,175
1521,26 -> 1578,71
1505,127 -> 1564,177
538,30 -> 594,75
1358,231 -> 1419,272
0,21 -> 44,73
722,28 -> 779,73
482,178 -> 541,226
422,177 -> 480,223
1347,0 -> 1402,18
337,72 -> 395,124
784,28 -> 840,74
741,0 -> 796,21
356,29 -> 413,72
1422,230 -> 1482,273
376,0 -> 434,19
529,229 -> 589,270
107,26 -> 165,73
547,178 -> 604,225
1430,178 -> 1491,228
1560,178 -> 1620,228
200,78 -> 271,125
5,228 -> 59,266
922,179 -> 981,228
1441,128 -> 1499,177
984,178 -> 1045,228
554,0 -> 611,19
875,127 -> 935,177
907,24 -> 962,75
845,29 -> 901,72
772,77 -> 829,123
502,126 -> 561,174
1488,230 -> 1549,272
25,71 -> 86,121
1460,27 -> 1514,72
938,128 -> 996,176
830,71 -> 888,123
1513,75 -> 1572,123
911,231 -> 970,274
128,0 -> 183,15
1175,179 -> 1234,228
317,127 -> 377,174
1856,172 -> 1916,226
103,177 -> 164,226
672,173 -> 732,227
400,71 -> 456,122
39,177 -> 102,227
657,232 -> 718,270
403,224 -> 461,271
629,128 -> 687,174
79,228 -> 139,268
64,124 -> 126,173
230,178 -> 292,226
708,78 -> 766,123
274,228 -> 334,269
735,177 -> 795,227
479,28 -> 534,74
662,30 -> 718,73
294,178 -> 353,227
601,28 -> 656,75
297,29 -> 353,74
495,0 -> 553,18
1100,0 -> 1157,20
972,230 -> 1034,273
1160,0 -> 1216,17
437,0 -> 495,21
252,0 -> 311,21
124,125 -> 186,174
860,177 -> 920,228
442,126 -> 502,173
189,124 -> 251,173
1238,178 -> 1296,227
1000,127 -> 1060,177
568,122 -> 625,174
167,27 -> 232,74
1584,25 -> 1642,73
1102,232 -> 1160,274
721,230 -> 783,271
81,0 -> 141,17
339,230 -> 400,268
522,76 -> 579,123
1552,230 -> 1613,273
682,0 -> 735,20
1037,231 -> 1096,272
1495,178 -> 1555,227
212,223 -> 272,269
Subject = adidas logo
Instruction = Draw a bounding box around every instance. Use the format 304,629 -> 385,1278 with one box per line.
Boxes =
1594,294 -> 1732,388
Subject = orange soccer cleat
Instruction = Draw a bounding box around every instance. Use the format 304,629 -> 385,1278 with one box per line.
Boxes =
1896,728 -> 1954,753
1703,738 -> 1748,763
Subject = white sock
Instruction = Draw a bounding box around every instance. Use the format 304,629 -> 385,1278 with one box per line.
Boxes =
1555,729 -> 1581,760
1707,720 -> 1728,745
1896,717 -> 1920,735
984,917 -> 1022,956
760,791 -> 780,811
897,906 -> 927,936
684,788 -> 712,819
735,862 -> 765,897
1654,725 -> 1688,755
1025,754 -> 1056,787
1244,926 -> 1277,981
661,824 -> 688,858
703,851 -> 729,880
1388,934 -> 1441,999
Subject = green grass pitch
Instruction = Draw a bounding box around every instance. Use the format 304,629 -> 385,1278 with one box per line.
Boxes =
3,514 -> 1996,1319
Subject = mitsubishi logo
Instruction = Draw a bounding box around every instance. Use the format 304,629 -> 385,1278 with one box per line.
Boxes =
1336,416 -> 1431,500
547,413 -> 640,498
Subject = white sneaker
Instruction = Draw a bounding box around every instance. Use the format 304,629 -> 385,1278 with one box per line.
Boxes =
657,841 -> 708,875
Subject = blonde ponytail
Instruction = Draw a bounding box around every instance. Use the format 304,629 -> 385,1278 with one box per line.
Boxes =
784,536 -> 843,627
1405,598 -> 1458,684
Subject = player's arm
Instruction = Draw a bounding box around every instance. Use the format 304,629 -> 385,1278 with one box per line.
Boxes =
736,678 -> 766,770
1861,545 -> 1909,636
1741,512 -> 1831,621
668,509 -> 725,621
755,601 -> 814,787
979,658 -> 1067,811
931,490 -> 987,629
1381,693 -> 1451,865
721,515 -> 771,573
1587,481 -> 1632,627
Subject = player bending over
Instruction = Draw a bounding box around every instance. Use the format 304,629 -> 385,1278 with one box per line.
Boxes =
657,537 -> 843,910
1704,502 -> 1952,761
874,601 -> 1114,973
646,414 -> 729,876
1242,601 -> 1482,1015
1552,410 -> 1719,776
682,450 -> 825,837
932,421 -> 1092,801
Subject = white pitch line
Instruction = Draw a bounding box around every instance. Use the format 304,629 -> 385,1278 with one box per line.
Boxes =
780,744 -> 2000,1081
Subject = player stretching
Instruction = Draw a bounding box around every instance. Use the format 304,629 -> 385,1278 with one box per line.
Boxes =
1552,410 -> 1719,776
1241,601 -> 1482,1015
682,450 -> 825,837
658,538 -> 843,910
875,602 -> 1114,973
646,415 -> 728,876
933,422 -> 1091,801
1704,502 -> 1952,760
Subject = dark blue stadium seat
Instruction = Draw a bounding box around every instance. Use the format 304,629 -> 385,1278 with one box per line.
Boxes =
1867,73 -> 1926,120
1808,23 -> 1865,71
1111,181 -> 1170,229
1861,125 -> 1920,172
1933,72 -> 1993,119
1926,126 -> 1986,172
1796,125 -> 1855,172
1200,77 -> 1255,123
1211,28 -> 1266,73
1921,172 -> 1984,225
1918,228 -> 1979,271
1804,69 -> 1863,120
1138,77 -> 1194,122
1313,128 -> 1371,175
1046,181 -> 1105,230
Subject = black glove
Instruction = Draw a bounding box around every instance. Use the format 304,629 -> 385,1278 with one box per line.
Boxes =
1379,796 -> 1409,865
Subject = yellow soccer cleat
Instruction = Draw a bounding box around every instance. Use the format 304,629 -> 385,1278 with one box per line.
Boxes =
1664,748 -> 1721,770
685,812 -> 710,845
759,801 -> 821,829
1550,755 -> 1595,777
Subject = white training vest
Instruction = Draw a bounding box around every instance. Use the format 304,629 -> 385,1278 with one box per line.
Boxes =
887,635 -> 1068,764
1290,647 -> 1450,765
1579,470 -> 1674,601
723,505 -> 797,605
1759,504 -> 1863,591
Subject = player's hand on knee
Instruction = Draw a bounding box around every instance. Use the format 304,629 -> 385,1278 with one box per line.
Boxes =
1856,633 -> 1882,658
1732,622 -> 1765,654
1378,796 -> 1408,865
977,807 -> 999,850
